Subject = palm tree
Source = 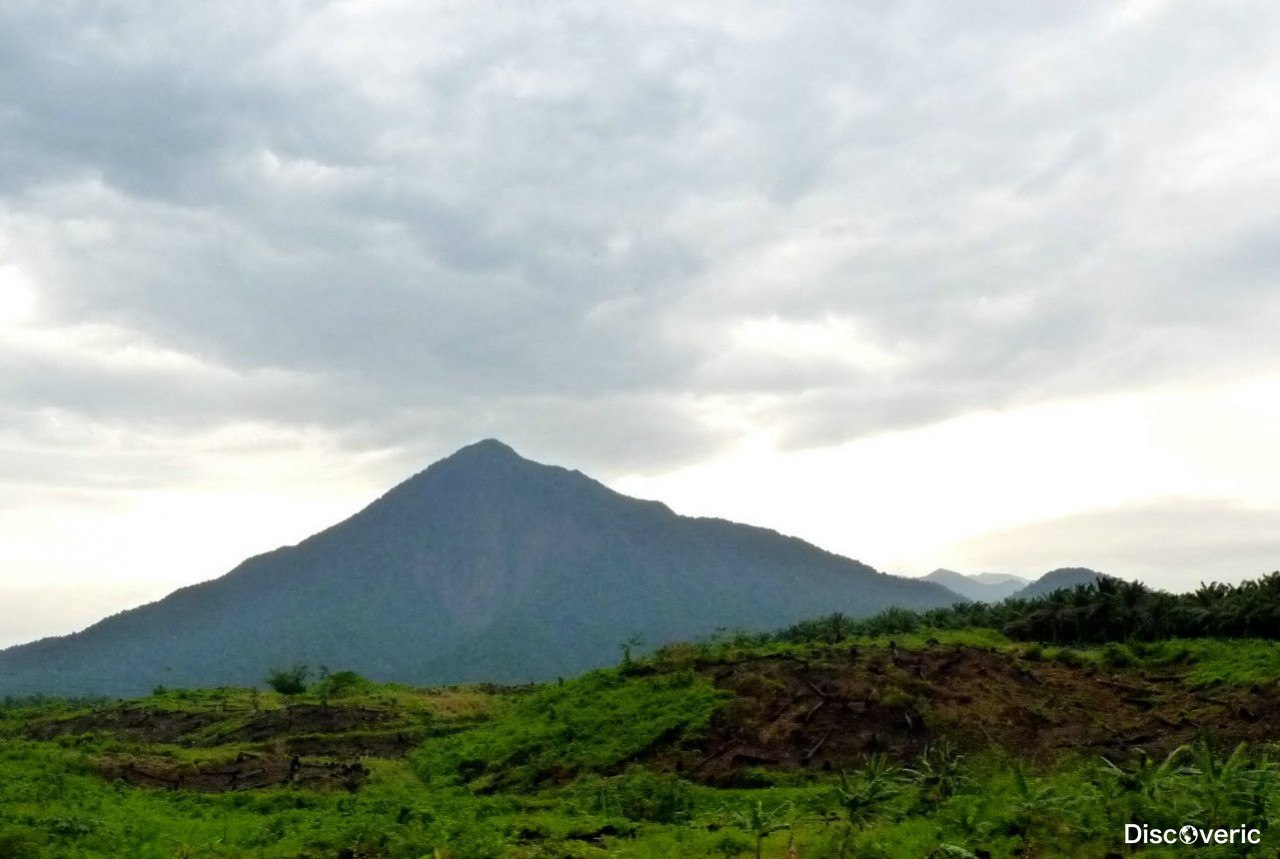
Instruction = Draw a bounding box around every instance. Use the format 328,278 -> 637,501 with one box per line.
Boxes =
1186,740 -> 1254,824
1100,745 -> 1190,821
729,800 -> 792,859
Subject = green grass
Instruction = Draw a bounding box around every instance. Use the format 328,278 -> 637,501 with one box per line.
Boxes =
7,635 -> 1280,857
10,733 -> 1279,858
1013,637 -> 1280,688
1180,639 -> 1280,687
413,667 -> 727,792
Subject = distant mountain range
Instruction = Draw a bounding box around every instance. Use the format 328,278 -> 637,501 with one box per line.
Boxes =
1010,567 -> 1107,600
920,567 -> 1107,602
0,440 -> 968,697
922,569 -> 1031,602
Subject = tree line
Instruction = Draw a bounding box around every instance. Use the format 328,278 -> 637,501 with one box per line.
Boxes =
778,571 -> 1280,645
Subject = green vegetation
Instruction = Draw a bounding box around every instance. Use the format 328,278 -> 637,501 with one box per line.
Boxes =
6,575 -> 1280,857
772,572 -> 1280,645
265,664 -> 312,696
6,691 -> 1280,857
414,668 -> 725,792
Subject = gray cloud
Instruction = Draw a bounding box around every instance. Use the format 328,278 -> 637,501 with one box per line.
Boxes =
2,0 -> 1280,478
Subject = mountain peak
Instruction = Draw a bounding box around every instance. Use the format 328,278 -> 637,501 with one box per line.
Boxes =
1012,567 -> 1109,600
447,438 -> 522,461
423,438 -> 531,480
922,568 -> 1029,603
0,442 -> 961,696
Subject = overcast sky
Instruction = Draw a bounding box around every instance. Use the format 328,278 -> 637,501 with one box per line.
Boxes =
3,0 -> 1280,647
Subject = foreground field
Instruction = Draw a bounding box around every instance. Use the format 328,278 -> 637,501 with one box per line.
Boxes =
4,627 -> 1280,857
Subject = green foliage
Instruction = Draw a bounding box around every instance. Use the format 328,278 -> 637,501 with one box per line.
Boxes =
618,633 -> 647,670
9,621 -> 1280,857
778,570 -> 1280,647
907,742 -> 969,810
413,667 -> 725,791
0,825 -> 43,859
1052,647 -> 1084,668
264,664 -> 310,696
727,799 -> 792,859
578,769 -> 695,823
836,754 -> 907,826
1100,642 -> 1134,668
1183,638 -> 1280,687
312,669 -> 372,699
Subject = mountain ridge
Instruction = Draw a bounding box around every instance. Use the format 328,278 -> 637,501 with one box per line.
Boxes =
1012,567 -> 1108,600
0,440 -> 960,696
921,568 -> 1030,603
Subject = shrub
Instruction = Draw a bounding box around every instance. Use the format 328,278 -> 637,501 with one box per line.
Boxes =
1053,648 -> 1083,668
0,826 -> 42,859
589,770 -> 693,823
1101,643 -> 1134,668
265,664 -> 310,695
314,670 -> 371,699
835,755 -> 905,826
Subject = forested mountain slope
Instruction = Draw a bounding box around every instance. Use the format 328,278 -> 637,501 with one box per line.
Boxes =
0,440 -> 959,696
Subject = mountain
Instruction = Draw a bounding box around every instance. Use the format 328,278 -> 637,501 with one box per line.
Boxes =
921,569 -> 1030,603
969,572 -> 1031,586
1012,567 -> 1108,600
0,440 -> 961,697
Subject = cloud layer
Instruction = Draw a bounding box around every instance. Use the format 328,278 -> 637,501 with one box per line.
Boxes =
3,0 -> 1280,641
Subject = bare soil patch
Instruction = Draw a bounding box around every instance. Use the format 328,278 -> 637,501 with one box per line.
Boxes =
657,646 -> 1280,784
95,751 -> 368,792
33,701 -> 411,791
25,706 -> 227,744
27,702 -> 400,747
219,704 -> 398,743
278,728 -> 427,759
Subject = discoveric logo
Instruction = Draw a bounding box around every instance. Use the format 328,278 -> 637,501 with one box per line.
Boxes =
1124,823 -> 1261,846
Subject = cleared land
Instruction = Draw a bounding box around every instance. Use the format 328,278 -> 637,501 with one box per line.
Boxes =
5,629 -> 1280,857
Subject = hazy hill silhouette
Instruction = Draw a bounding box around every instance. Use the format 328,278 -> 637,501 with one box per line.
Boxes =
0,440 -> 961,696
922,569 -> 1030,603
1012,567 -> 1107,600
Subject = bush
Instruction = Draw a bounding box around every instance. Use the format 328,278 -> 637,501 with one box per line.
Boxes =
265,664 -> 310,695
1101,643 -> 1133,668
0,826 -> 43,859
314,670 -> 372,699
589,770 -> 693,823
1053,648 -> 1083,668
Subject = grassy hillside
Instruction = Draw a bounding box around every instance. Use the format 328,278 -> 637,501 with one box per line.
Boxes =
6,599 -> 1280,857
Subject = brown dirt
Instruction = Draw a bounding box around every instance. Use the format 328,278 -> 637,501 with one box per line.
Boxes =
657,646 -> 1280,784
95,751 -> 368,792
218,704 -> 398,743
32,702 -> 410,791
25,706 -> 227,744
27,703 -> 400,747
278,728 -> 428,759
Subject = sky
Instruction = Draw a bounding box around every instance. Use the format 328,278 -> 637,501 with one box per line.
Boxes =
2,0 -> 1280,647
